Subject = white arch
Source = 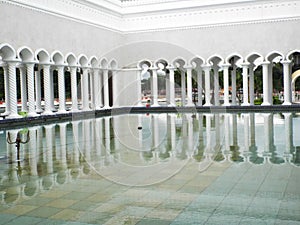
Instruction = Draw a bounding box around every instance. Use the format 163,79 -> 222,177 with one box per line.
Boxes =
207,54 -> 224,66
35,48 -> 51,64
17,46 -> 35,62
51,50 -> 65,65
0,43 -> 16,60
225,53 -> 243,64
109,59 -> 118,70
65,52 -> 77,66
189,56 -> 205,69
100,57 -> 108,69
78,54 -> 89,67
287,49 -> 300,60
89,56 -> 99,68
266,51 -> 284,62
172,57 -> 186,68
137,59 -> 152,69
245,52 -> 263,64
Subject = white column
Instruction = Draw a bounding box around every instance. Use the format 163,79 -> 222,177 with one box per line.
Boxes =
70,66 -> 78,111
181,69 -> 186,106
42,64 -> 54,114
197,68 -> 203,106
136,69 -> 143,106
35,66 -> 42,113
19,65 -> 28,112
231,65 -> 237,105
112,69 -> 118,107
166,72 -> 170,105
82,68 -> 90,111
152,66 -> 159,106
261,62 -> 271,105
2,64 -> 10,115
282,60 -> 292,105
93,68 -> 101,109
203,65 -> 212,106
167,65 -> 175,106
186,66 -> 194,106
99,71 -> 103,108
222,64 -> 230,106
7,61 -> 21,118
249,64 -> 255,106
89,72 -> 94,109
268,64 -> 273,105
213,66 -> 219,106
26,63 -> 37,116
241,63 -> 250,106
50,68 -> 55,111
103,69 -> 110,108
57,65 -> 66,113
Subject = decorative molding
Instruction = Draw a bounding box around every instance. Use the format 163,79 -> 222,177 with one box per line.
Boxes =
2,0 -> 299,34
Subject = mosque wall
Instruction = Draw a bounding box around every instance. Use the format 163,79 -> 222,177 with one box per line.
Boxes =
122,19 -> 299,64
0,2 -> 123,58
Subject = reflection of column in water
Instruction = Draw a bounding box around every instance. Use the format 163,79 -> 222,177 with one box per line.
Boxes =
7,130 -> 18,164
232,114 -> 238,146
94,118 -> 102,157
263,113 -> 273,161
138,114 -> 143,150
45,125 -> 54,174
187,113 -> 194,156
104,117 -> 113,164
224,114 -> 230,152
83,120 -> 91,161
71,121 -> 80,170
204,114 -> 212,159
194,114 -> 204,161
250,113 -> 256,147
178,114 -> 188,159
59,123 -> 68,169
152,114 -> 159,159
170,114 -> 176,156
215,114 -> 220,150
36,126 -> 43,166
283,113 -> 294,159
28,127 -> 38,176
242,114 -> 250,161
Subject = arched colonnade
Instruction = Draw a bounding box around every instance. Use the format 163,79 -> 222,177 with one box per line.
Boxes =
0,43 -> 117,119
137,50 -> 300,107
1,42 -> 300,119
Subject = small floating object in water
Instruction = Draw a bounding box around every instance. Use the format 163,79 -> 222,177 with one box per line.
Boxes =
138,126 -> 142,130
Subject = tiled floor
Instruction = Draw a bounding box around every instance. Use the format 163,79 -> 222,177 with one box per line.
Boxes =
0,160 -> 299,225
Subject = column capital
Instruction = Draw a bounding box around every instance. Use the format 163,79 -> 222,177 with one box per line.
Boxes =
281,60 -> 292,65
150,66 -> 159,70
166,65 -> 175,70
240,62 -> 250,67
261,61 -> 271,66
221,63 -> 231,69
183,65 -> 193,70
55,63 -> 67,69
202,64 -> 211,70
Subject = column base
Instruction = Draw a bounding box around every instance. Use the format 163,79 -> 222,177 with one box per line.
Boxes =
204,103 -> 212,107
261,102 -> 271,106
186,103 -> 195,107
282,102 -> 292,106
27,112 -> 39,117
42,111 -> 55,115
223,102 -> 231,106
6,113 -> 22,119
151,103 -> 160,107
241,103 -> 250,106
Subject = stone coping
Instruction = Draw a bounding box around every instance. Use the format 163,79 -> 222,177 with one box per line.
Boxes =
0,105 -> 299,129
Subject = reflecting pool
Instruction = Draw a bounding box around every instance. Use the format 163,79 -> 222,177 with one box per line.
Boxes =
0,112 -> 299,224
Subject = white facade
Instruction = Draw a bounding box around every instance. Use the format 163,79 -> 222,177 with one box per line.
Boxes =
0,0 -> 300,117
